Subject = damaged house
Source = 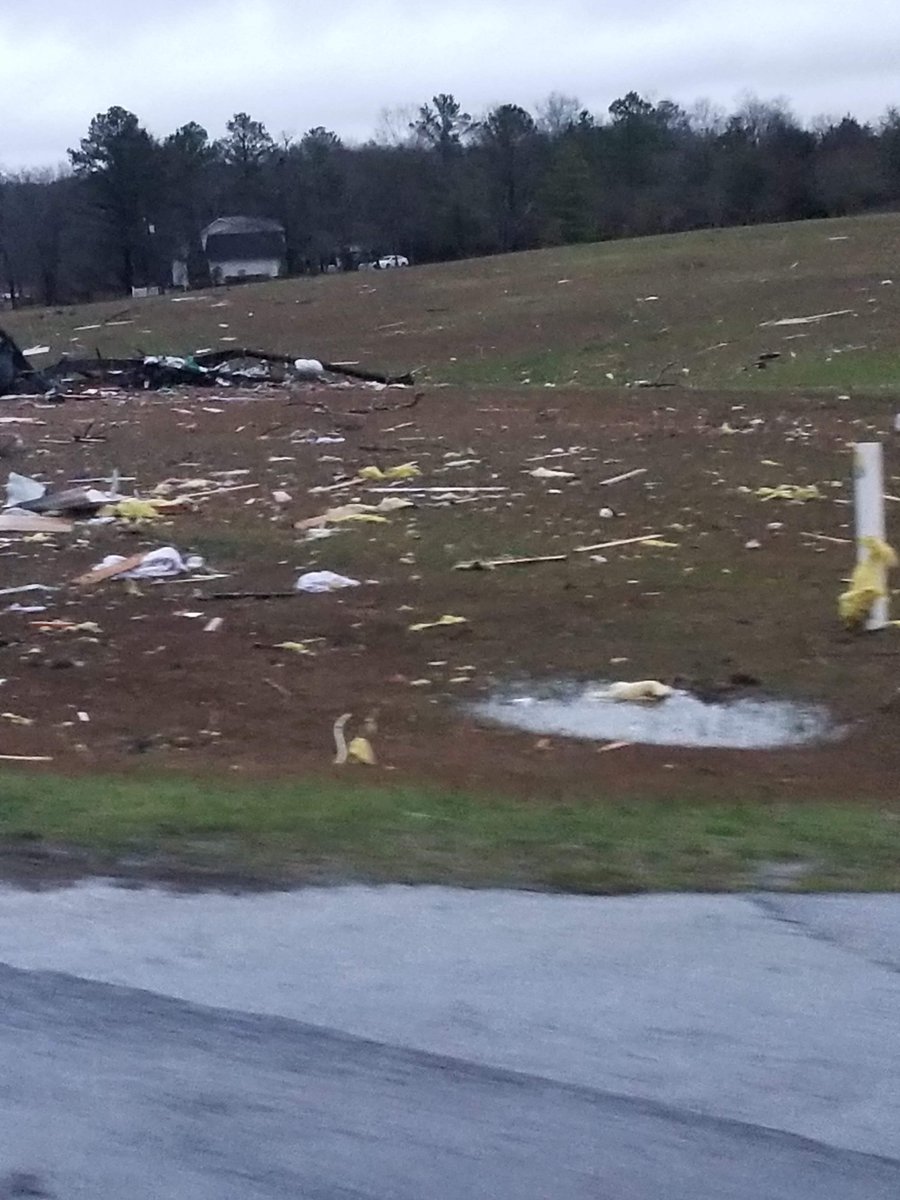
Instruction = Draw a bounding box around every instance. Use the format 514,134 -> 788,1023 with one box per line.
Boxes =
199,216 -> 286,285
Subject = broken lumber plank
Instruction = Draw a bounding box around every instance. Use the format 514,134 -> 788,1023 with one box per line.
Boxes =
597,468 -> 648,487
573,534 -> 663,553
73,553 -> 150,586
0,512 -> 74,534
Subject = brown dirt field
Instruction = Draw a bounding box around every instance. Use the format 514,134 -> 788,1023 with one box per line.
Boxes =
1,378 -> 899,807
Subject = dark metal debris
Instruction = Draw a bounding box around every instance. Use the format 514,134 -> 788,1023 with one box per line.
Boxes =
0,327 -> 414,396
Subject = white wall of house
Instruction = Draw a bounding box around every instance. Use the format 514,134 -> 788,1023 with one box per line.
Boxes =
211,258 -> 282,282
171,259 -> 189,289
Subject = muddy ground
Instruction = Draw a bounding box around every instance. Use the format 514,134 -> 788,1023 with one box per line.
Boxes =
1,379 -> 898,807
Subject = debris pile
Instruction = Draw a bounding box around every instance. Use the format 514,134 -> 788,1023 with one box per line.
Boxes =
0,327 -> 415,399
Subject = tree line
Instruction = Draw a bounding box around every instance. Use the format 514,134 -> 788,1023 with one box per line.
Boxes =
2,91 -> 900,305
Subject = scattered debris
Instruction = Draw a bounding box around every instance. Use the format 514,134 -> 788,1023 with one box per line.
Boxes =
454,554 -> 568,570
363,485 -> 507,495
0,584 -> 58,597
629,361 -> 677,388
529,466 -> 576,480
358,462 -> 421,482
293,358 -> 325,379
295,497 -> 414,530
756,484 -> 824,503
347,736 -> 376,765
32,620 -> 101,634
0,510 -> 73,534
5,472 -> 122,516
0,328 -> 51,395
839,536 -> 898,629
275,641 -> 316,655
104,498 -> 186,521
205,591 -> 296,601
409,615 -> 468,632
75,547 -> 205,585
759,310 -> 855,328
802,531 -> 851,545
2,712 -> 34,726
295,571 -> 361,593
0,326 -> 415,396
573,534 -> 663,554
597,468 -> 647,487
332,713 -> 377,765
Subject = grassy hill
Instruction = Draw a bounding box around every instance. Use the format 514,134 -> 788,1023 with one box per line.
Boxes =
5,212 -> 900,393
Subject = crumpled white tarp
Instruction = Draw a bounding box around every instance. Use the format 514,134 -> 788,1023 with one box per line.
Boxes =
295,570 -> 361,593
93,547 -> 205,580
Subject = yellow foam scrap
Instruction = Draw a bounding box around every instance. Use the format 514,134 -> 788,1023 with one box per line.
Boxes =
103,498 -> 181,521
755,484 -> 824,503
408,615 -> 469,632
839,536 -> 898,628
347,736 -> 377,765
359,463 -> 421,482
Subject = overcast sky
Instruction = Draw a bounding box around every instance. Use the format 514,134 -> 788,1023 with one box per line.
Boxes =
3,0 -> 900,169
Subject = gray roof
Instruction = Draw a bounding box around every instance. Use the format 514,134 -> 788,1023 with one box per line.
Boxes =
200,216 -> 285,253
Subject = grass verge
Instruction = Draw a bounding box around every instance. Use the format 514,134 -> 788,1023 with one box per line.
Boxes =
1,770 -> 899,892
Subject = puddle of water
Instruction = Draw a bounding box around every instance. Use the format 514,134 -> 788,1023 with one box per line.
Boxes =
471,683 -> 835,750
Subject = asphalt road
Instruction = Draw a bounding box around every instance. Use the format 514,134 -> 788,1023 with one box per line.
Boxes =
2,886 -> 900,1197
2,961 -> 899,1200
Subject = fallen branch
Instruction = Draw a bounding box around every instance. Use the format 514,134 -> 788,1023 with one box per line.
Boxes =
632,362 -> 677,388
204,591 -> 298,601
454,554 -> 568,570
800,531 -> 852,545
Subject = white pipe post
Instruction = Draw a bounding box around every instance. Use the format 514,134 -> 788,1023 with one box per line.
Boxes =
853,441 -> 888,630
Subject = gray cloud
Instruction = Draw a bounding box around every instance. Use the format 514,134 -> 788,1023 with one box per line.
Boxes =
2,0 -> 900,169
